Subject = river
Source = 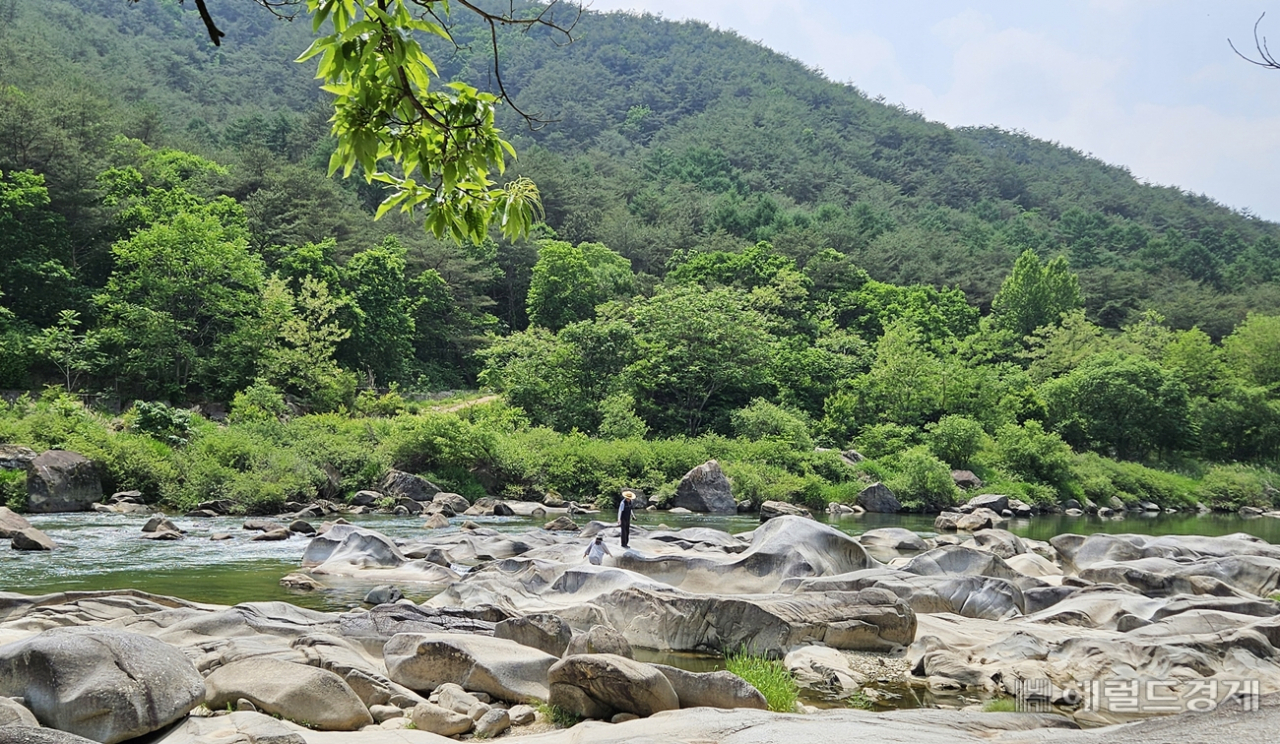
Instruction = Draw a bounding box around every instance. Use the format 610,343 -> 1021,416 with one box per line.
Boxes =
5,509 -> 1280,612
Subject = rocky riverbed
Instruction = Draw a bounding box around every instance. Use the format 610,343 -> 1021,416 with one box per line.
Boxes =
4,507 -> 1280,743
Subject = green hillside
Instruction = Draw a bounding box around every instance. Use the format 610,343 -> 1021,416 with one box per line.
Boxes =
4,1 -> 1278,335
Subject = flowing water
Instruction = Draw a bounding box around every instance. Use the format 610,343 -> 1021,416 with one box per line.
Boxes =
6,508 -> 1280,612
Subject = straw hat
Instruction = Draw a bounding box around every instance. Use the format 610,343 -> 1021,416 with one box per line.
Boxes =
622,490 -> 636,500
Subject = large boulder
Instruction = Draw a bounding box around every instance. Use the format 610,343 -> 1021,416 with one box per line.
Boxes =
142,516 -> 179,533
381,470 -> 441,502
25,450 -> 101,513
859,527 -> 928,552
549,654 -> 679,718
955,508 -> 1004,531
672,460 -> 735,514
543,515 -> 579,531
494,613 -> 574,657
0,729 -> 101,744
434,683 -> 488,717
0,696 -> 39,727
0,627 -> 205,744
964,494 -> 1008,513
759,500 -> 812,521
433,492 -> 471,513
384,633 -> 557,702
0,444 -> 37,470
611,516 -> 875,595
784,646 -> 868,698
408,702 -> 473,736
0,506 -> 32,538
580,586 -> 915,655
153,711 -> 307,744
300,523 -> 406,568
565,624 -> 633,659
474,707 -> 511,738
971,529 -> 1027,560
11,527 -> 56,551
650,664 -> 768,710
856,483 -> 900,513
351,490 -> 381,506
203,657 -> 373,731
464,497 -> 499,516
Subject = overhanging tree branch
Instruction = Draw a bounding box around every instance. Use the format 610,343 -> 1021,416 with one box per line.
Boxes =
123,0 -> 575,242
193,0 -> 225,45
1230,12 -> 1280,69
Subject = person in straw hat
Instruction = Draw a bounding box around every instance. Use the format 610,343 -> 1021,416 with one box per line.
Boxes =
618,489 -> 637,549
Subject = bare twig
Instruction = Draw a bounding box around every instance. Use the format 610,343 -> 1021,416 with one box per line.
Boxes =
421,0 -> 582,128
1230,13 -> 1280,69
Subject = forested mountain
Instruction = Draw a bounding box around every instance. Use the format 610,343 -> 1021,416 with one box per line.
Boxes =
6,1 -> 1280,332
2,0 -> 1280,512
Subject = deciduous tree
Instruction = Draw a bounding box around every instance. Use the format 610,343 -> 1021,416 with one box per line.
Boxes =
991,249 -> 1082,339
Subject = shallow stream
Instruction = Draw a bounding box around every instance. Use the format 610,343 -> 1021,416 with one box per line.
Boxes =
6,508 -> 1279,612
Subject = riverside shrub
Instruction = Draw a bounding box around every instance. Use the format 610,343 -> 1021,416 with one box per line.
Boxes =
851,423 -> 920,460
1072,452 -> 1197,508
1199,465 -> 1275,510
0,469 -> 25,510
885,445 -> 959,511
0,393 -> 1256,514
925,415 -> 986,469
990,420 -> 1075,494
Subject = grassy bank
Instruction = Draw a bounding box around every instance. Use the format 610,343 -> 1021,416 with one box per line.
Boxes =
0,389 -> 1276,515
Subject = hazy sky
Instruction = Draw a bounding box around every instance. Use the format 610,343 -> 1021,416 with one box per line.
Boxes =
588,0 -> 1280,222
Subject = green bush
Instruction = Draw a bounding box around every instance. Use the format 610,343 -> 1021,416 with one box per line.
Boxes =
852,423 -> 920,460
171,425 -> 323,513
990,420 -> 1075,496
885,445 -> 959,511
490,430 -> 712,503
730,398 -> 813,450
286,413 -> 393,494
1199,465 -> 1274,510
1071,452 -> 1198,508
353,387 -> 407,417
1071,452 -> 1118,505
817,479 -> 865,506
0,389 -> 100,451
0,388 -> 1264,519
0,328 -> 32,388
0,469 -> 26,510
390,413 -> 495,473
1014,481 -> 1058,505
230,381 -> 287,424
925,415 -> 986,469
725,649 -> 798,712
596,393 -> 648,440
129,401 -> 194,445
75,431 -> 180,501
722,460 -> 822,509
